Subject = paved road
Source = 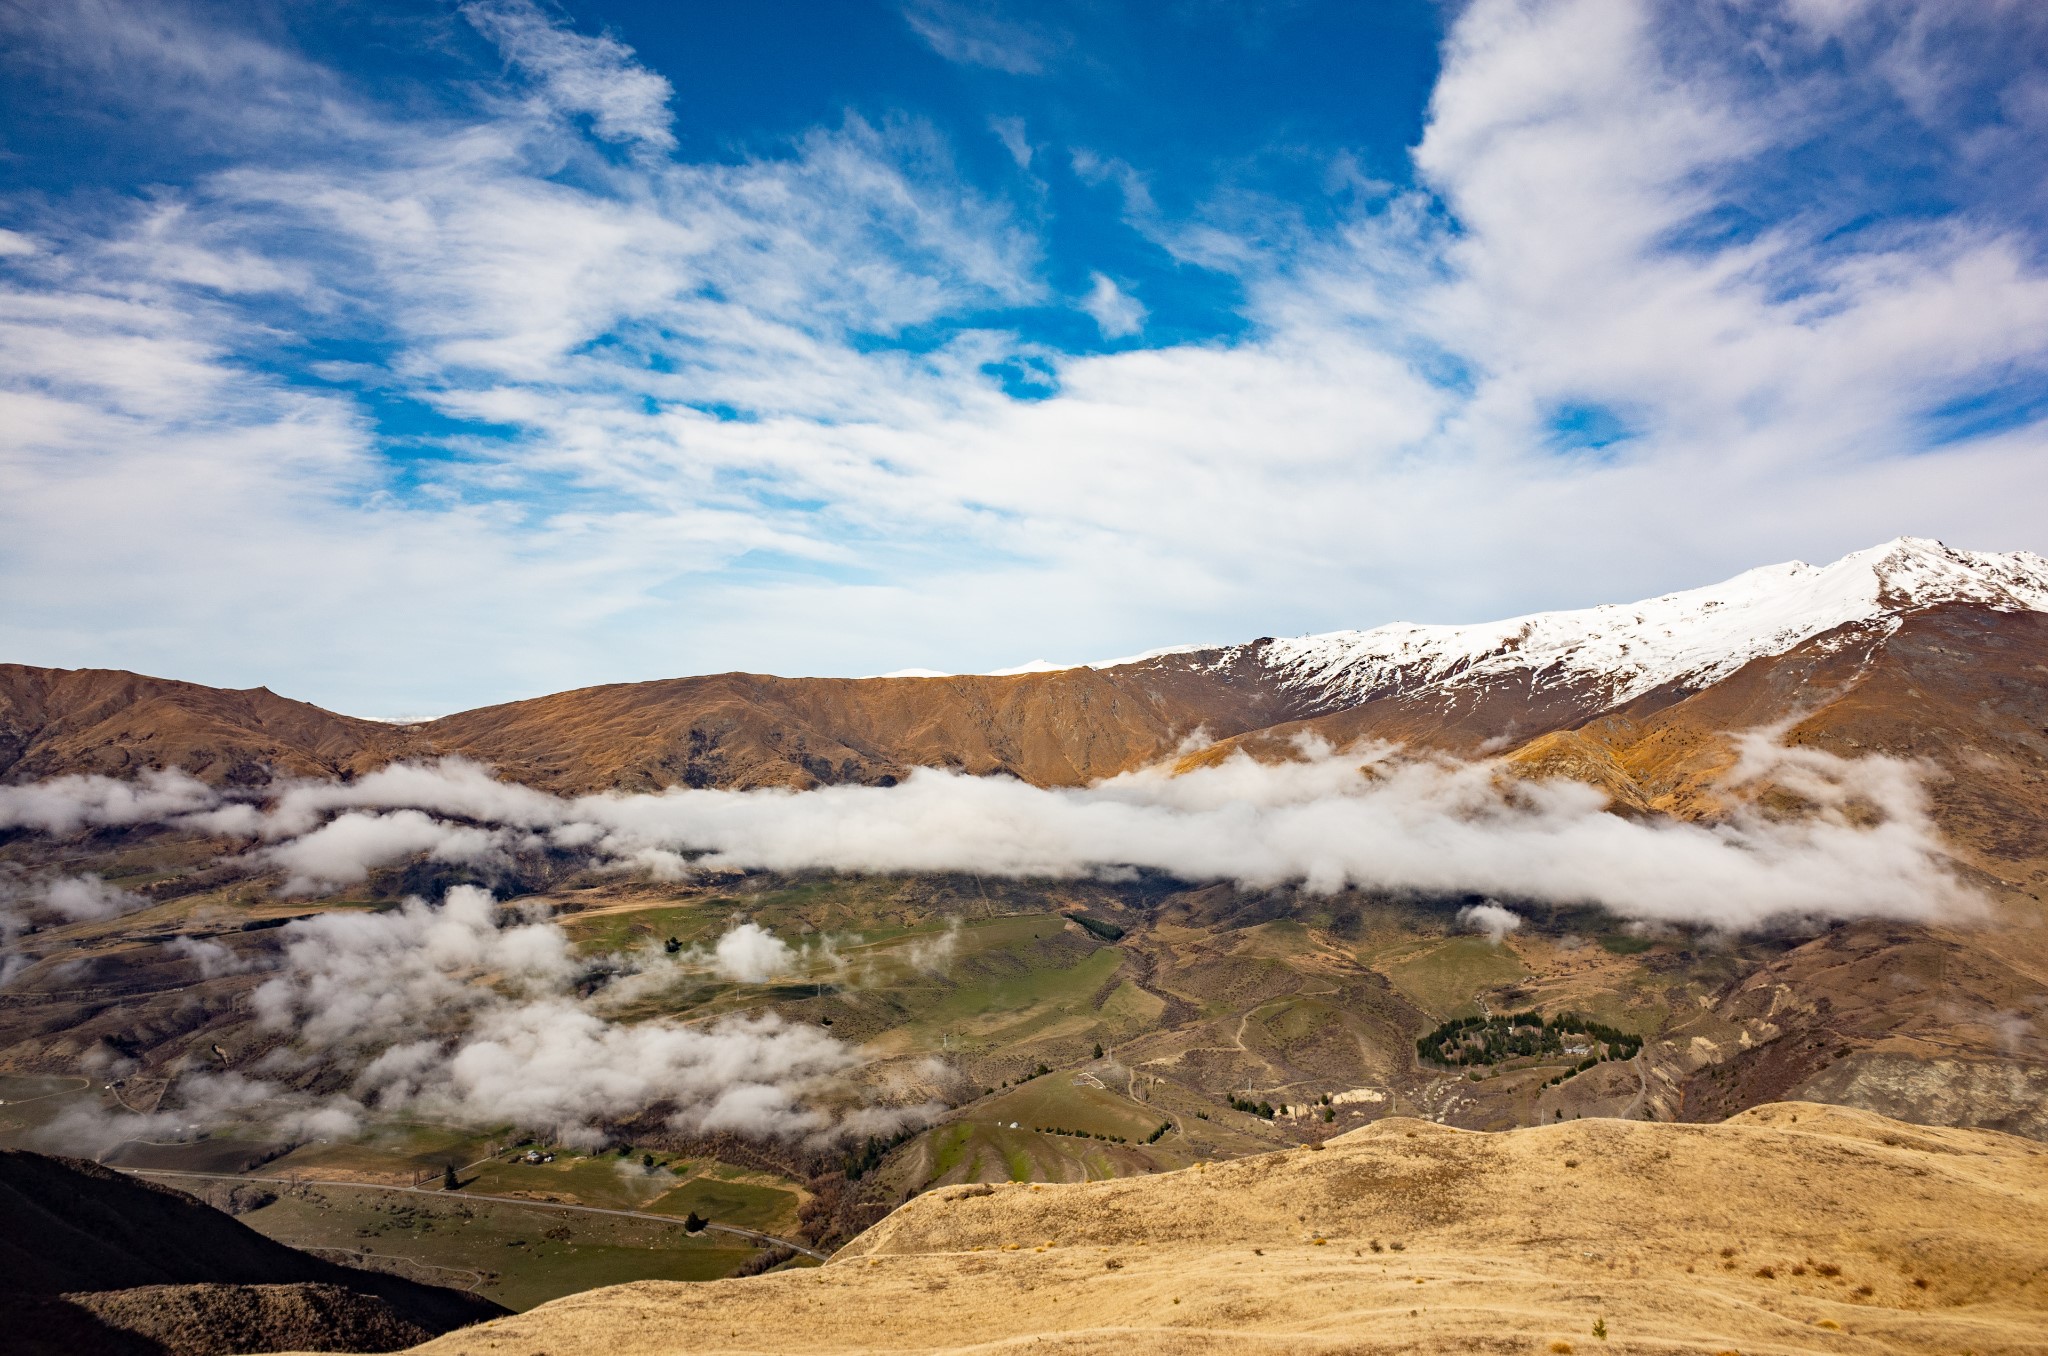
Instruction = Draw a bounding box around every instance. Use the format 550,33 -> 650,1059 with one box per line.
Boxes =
119,1166 -> 831,1262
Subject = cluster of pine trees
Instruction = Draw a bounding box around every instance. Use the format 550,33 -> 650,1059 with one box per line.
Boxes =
1229,1096 -> 1278,1120
842,1126 -> 919,1180
1415,1010 -> 1642,1069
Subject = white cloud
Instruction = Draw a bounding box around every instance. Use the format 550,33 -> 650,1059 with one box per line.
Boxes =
0,0 -> 2043,714
463,0 -> 676,150
0,770 -> 224,835
165,934 -> 253,978
265,808 -> 515,894
901,0 -> 1058,75
9,736 -> 1984,935
710,921 -> 800,984
41,1071 -> 364,1157
1458,901 -> 1523,944
1079,272 -> 1145,339
36,873 -> 150,922
989,115 -> 1032,170
249,885 -> 933,1146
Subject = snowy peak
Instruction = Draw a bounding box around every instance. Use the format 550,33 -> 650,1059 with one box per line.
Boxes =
1233,538 -> 2048,710
1854,536 -> 2048,610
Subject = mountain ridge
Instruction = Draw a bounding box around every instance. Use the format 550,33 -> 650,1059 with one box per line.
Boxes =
5,537 -> 2044,799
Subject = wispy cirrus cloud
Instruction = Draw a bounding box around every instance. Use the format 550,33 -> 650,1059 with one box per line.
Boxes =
462,0 -> 676,150
900,0 -> 1064,75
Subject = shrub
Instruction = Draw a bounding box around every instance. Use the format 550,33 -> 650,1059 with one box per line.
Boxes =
731,1245 -> 795,1277
684,1211 -> 709,1233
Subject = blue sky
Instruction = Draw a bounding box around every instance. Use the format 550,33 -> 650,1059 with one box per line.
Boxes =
3,0 -> 2046,716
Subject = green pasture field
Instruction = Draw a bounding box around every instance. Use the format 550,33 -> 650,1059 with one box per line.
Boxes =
902,1070 -> 1189,1188
456,1151 -> 803,1234
0,1073 -> 98,1146
105,1136 -> 296,1174
913,937 -> 1121,1047
263,1123 -> 504,1183
462,1153 -> 687,1210
647,1175 -> 800,1233
1377,937 -> 1533,1017
976,1073 -> 1166,1142
237,1183 -> 759,1310
916,1118 -> 1172,1187
560,902 -> 725,954
1096,978 -> 1166,1036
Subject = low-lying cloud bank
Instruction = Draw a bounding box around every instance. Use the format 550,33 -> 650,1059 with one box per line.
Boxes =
4,737 -> 1984,1152
4,736 -> 1981,932
44,887 -> 939,1154
252,887 -> 919,1143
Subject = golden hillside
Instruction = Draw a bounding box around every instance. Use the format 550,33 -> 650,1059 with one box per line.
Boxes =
381,1104 -> 2047,1356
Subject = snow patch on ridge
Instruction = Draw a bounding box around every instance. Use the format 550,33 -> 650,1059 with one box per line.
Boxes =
917,538 -> 2048,696
1243,538 -> 2048,708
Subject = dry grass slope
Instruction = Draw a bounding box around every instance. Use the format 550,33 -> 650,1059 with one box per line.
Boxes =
367,1103 -> 2048,1356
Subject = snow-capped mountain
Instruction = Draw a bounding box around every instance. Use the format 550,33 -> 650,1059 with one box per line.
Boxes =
1138,537 -> 2048,711
6,538 -> 2047,796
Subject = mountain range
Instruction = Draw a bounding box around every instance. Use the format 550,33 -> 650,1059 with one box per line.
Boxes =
3,536 -> 2041,788
4,537 -> 2048,1354
7,537 -> 2045,892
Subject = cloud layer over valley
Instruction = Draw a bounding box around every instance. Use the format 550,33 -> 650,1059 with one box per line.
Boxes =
0,737 -> 1985,1155
39,885 -> 941,1157
6,739 -> 1981,934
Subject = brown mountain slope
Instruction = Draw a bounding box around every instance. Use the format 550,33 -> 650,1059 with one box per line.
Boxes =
373,1103 -> 2048,1356
0,665 -> 413,786
0,649 -> 1327,794
3,601 -> 2042,809
409,649 -> 1310,793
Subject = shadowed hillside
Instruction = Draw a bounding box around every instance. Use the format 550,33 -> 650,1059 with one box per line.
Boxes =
0,1150 -> 503,1355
